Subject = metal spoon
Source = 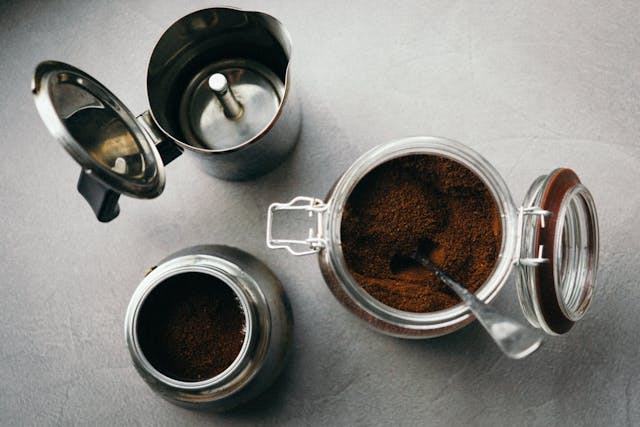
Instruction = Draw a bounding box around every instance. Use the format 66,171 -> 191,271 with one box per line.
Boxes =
412,247 -> 544,359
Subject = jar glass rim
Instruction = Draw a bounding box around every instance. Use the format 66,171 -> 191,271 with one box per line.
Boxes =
324,136 -> 519,330
554,183 -> 598,321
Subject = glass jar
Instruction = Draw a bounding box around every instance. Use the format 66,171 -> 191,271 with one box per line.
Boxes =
124,245 -> 293,410
266,136 -> 598,338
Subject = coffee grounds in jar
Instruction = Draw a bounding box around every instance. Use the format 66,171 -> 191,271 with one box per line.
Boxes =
341,155 -> 502,312
136,272 -> 246,382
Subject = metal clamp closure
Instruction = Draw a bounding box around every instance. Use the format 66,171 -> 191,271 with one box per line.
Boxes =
516,206 -> 553,267
266,197 -> 328,256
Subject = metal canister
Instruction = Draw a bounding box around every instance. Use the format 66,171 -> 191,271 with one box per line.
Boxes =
124,245 -> 293,410
32,7 -> 300,222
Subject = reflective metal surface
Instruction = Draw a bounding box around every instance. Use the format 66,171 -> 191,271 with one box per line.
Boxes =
208,73 -> 244,120
125,245 -> 293,411
180,59 -> 283,151
32,8 -> 299,221
32,61 -> 165,198
147,7 -> 301,180
414,251 -> 543,359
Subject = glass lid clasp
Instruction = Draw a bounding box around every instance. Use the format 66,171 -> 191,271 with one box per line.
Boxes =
516,206 -> 552,267
266,197 -> 328,256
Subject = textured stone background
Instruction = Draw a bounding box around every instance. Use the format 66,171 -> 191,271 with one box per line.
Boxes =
1,0 -> 639,425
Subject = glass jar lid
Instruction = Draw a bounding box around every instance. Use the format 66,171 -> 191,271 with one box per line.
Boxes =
517,168 -> 599,335
32,61 -> 165,198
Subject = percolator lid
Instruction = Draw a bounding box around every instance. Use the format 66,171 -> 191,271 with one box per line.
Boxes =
32,61 -> 165,198
517,168 -> 599,335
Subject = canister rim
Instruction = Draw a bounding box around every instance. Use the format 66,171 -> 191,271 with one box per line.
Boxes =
125,254 -> 258,392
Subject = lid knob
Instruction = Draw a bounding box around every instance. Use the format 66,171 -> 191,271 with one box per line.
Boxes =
209,73 -> 243,120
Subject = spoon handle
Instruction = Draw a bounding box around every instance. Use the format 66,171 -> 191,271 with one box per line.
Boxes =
415,256 -> 544,360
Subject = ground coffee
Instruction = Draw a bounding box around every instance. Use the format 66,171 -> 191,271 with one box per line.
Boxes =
136,272 -> 245,381
341,155 -> 502,312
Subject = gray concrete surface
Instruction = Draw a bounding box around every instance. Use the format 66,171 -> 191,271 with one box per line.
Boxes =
1,0 -> 639,425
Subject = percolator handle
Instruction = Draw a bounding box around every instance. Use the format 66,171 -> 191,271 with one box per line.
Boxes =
77,169 -> 120,222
